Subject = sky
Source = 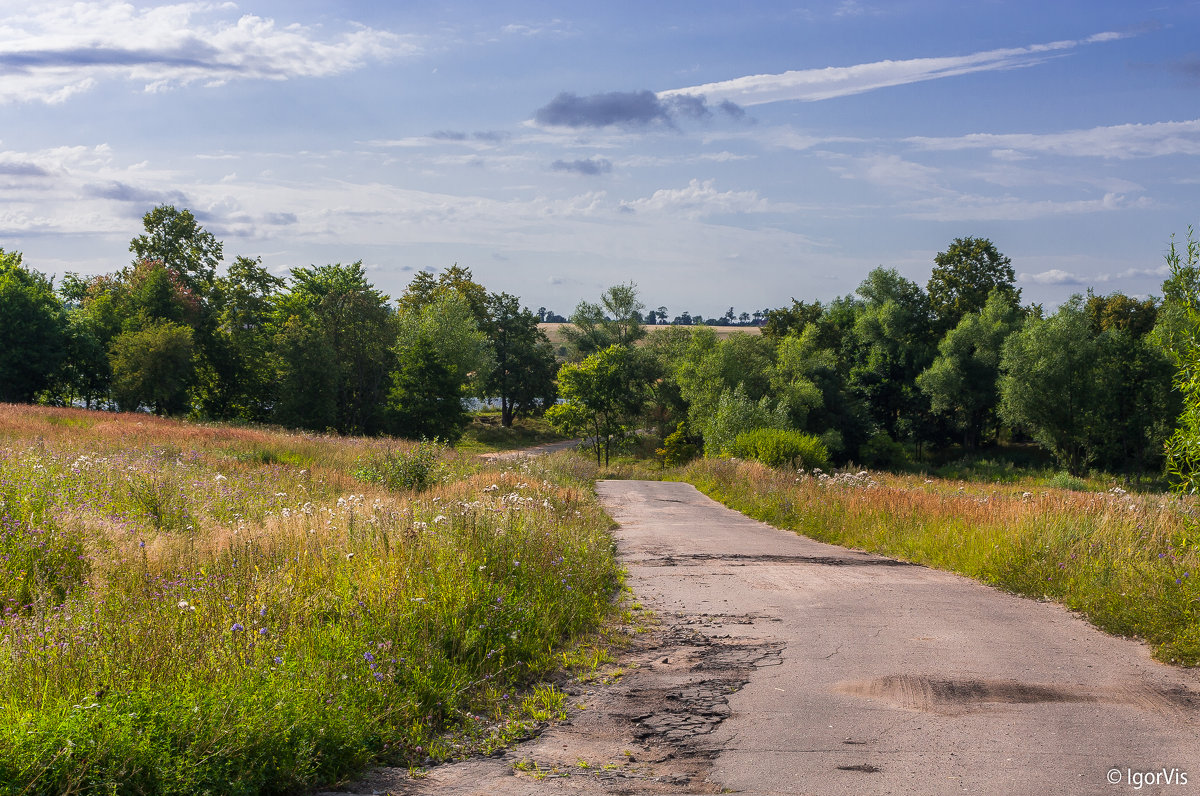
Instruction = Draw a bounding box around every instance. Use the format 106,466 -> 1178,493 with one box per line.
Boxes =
1,0 -> 1198,317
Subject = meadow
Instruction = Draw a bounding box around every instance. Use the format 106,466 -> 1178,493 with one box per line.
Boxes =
680,458 -> 1200,666
0,404 -> 621,795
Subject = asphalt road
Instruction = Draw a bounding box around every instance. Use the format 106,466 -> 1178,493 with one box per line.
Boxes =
336,479 -> 1200,796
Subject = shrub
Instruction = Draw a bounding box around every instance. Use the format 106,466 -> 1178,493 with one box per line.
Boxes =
729,428 -> 829,470
353,439 -> 445,492
858,431 -> 908,469
657,422 -> 699,467
703,384 -> 791,456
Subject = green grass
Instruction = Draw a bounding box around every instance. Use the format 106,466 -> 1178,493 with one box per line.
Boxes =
454,412 -> 566,455
0,403 -> 622,795
678,457 -> 1200,666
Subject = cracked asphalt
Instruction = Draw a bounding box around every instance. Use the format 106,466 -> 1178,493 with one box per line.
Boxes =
329,480 -> 1200,796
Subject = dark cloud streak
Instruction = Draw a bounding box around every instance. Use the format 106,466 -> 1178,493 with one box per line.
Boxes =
534,89 -> 744,129
551,157 -> 612,175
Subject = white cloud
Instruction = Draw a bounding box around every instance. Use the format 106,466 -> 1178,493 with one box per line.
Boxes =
619,179 -> 773,218
0,1 -> 417,104
1020,269 -> 1087,286
658,32 -> 1127,106
907,119 -> 1200,159
904,191 -> 1151,222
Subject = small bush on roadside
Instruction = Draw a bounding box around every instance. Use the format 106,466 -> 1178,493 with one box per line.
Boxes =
354,439 -> 445,492
729,428 -> 829,470
657,422 -> 699,467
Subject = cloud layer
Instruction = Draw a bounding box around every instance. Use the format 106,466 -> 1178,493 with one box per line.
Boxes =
0,1 -> 416,103
533,90 -> 743,129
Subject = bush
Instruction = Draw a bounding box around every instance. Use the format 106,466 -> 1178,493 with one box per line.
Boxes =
353,440 -> 445,492
657,422 -> 699,467
858,431 -> 908,469
703,384 -> 791,456
729,428 -> 829,470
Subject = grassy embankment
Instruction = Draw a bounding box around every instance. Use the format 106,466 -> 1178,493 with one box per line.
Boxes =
677,458 -> 1200,666
0,404 -> 621,795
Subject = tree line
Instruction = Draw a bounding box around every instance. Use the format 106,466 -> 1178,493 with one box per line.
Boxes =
546,236 -> 1194,478
1,204 -> 1196,479
0,206 -> 557,440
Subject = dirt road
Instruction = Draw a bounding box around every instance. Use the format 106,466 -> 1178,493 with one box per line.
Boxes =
334,480 -> 1200,795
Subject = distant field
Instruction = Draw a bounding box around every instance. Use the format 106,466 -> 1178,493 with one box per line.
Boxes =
538,322 -> 761,347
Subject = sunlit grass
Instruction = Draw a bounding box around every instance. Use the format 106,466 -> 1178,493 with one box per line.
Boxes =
0,404 -> 621,795
680,458 -> 1200,666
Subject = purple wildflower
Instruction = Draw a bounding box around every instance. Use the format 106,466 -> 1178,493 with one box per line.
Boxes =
231,623 -> 245,632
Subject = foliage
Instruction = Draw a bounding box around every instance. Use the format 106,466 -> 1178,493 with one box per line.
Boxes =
481,292 -> 557,426
1162,226 -> 1200,495
387,336 -> 470,442
857,431 -> 908,469
129,205 -> 223,294
656,421 -> 699,467
354,439 -> 445,491
702,383 -> 791,456
0,249 -> 66,403
561,282 -> 646,357
927,236 -> 1020,332
394,292 -> 494,398
917,289 -> 1023,448
728,428 -> 829,470
107,320 -> 196,415
546,345 -> 646,466
998,298 -> 1098,475
272,262 -> 396,435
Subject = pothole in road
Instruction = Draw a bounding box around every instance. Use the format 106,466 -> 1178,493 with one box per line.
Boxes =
836,675 -> 1198,716
641,553 -> 914,568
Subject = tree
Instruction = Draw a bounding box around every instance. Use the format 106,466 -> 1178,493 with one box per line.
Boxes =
196,256 -> 284,421
561,282 -> 646,357
546,345 -> 645,466
1159,227 -> 1200,492
917,289 -> 1023,448
482,292 -> 557,426
395,293 -> 494,398
272,262 -> 396,435
998,298 -> 1097,474
387,335 -> 469,441
927,237 -> 1019,333
396,264 -> 489,326
108,321 -> 195,415
129,205 -> 222,294
0,250 -> 66,403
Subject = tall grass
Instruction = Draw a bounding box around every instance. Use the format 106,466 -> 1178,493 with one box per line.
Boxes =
681,458 -> 1200,665
0,404 -> 621,795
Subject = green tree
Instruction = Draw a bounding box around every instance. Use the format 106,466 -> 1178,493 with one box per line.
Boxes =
927,237 -> 1020,333
108,321 -> 195,415
546,345 -> 644,466
387,335 -> 469,441
1159,228 -> 1200,493
395,292 -> 494,398
272,263 -> 396,435
0,250 -> 66,403
999,298 -> 1097,475
481,292 -> 557,426
561,282 -> 646,357
196,256 -> 283,421
396,264 -> 489,326
129,205 -> 222,294
917,289 -> 1023,448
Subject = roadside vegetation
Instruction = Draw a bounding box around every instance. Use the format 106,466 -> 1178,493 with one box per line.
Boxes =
0,404 -> 620,795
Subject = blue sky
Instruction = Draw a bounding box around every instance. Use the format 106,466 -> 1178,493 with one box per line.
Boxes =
1,0 -> 1198,316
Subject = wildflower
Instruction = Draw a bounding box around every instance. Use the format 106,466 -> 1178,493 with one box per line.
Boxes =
346,553 -> 354,560
214,474 -> 227,482
364,652 -> 375,662
231,623 -> 245,633
258,627 -> 268,636
260,606 -> 268,617
177,600 -> 190,610
273,656 -> 283,665
434,515 -> 448,525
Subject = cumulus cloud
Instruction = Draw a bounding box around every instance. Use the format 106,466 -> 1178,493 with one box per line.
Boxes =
533,90 -> 744,129
907,118 -> 1200,159
0,1 -> 417,104
659,32 -> 1129,106
551,157 -> 613,176
1020,269 -> 1088,286
619,179 -> 772,218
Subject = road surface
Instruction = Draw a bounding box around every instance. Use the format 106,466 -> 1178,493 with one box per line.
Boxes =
333,480 -> 1200,795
